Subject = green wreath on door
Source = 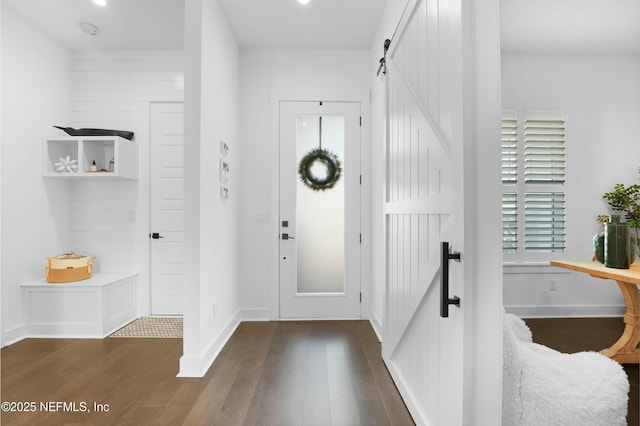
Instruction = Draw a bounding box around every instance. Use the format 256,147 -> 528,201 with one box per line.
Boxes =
297,116 -> 342,192
298,148 -> 341,191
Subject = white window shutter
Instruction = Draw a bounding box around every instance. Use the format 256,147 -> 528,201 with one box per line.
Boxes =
524,119 -> 565,185
501,118 -> 518,186
501,115 -> 566,255
502,192 -> 518,253
524,192 -> 566,252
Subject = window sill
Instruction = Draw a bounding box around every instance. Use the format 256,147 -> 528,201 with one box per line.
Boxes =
502,262 -> 570,275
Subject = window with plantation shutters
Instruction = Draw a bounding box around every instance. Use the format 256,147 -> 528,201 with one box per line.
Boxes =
501,117 -> 518,253
501,112 -> 566,258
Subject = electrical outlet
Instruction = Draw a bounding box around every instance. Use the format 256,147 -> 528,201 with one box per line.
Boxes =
549,279 -> 557,291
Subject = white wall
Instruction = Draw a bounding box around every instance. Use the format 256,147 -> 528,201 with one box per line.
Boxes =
238,48 -> 371,319
502,54 -> 640,317
69,51 -> 184,315
1,7 -> 72,346
180,0 -> 240,377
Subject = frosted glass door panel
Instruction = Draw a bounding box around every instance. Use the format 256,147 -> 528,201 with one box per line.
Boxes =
296,115 -> 345,294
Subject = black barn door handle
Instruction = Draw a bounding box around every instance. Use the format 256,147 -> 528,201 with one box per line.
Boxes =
441,241 -> 461,318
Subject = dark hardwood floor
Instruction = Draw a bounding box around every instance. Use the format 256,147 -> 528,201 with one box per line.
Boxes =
525,317 -> 639,426
1,321 -> 414,426
4,317 -> 635,425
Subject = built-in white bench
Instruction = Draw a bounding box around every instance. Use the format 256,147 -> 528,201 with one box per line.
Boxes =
21,273 -> 137,338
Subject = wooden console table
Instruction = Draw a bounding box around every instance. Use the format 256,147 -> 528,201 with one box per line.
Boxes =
550,260 -> 640,364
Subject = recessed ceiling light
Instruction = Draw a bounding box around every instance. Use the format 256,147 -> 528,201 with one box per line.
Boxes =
92,0 -> 107,6
298,0 -> 310,4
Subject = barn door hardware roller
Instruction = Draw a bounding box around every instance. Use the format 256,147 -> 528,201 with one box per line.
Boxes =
440,241 -> 461,318
376,39 -> 391,77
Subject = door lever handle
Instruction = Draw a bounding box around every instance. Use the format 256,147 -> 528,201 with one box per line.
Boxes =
281,233 -> 295,240
150,232 -> 164,239
440,241 -> 461,318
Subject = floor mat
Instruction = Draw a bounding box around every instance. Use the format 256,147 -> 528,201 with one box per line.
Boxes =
109,317 -> 183,338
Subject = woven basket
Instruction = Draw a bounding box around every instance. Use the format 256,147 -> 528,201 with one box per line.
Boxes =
45,253 -> 95,283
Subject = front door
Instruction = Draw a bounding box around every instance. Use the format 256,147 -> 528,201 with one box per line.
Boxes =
279,101 -> 361,318
150,102 -> 185,315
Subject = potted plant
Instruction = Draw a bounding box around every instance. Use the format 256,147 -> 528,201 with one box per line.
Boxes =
595,167 -> 640,263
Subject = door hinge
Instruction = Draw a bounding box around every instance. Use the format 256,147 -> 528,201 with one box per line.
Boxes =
359,116 -> 362,126
359,234 -> 362,243
359,174 -> 362,185
360,292 -> 362,303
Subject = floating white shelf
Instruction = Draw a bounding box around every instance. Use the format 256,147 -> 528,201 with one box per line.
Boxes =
42,136 -> 138,179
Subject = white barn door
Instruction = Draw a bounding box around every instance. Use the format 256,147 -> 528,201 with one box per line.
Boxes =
383,0 -> 469,424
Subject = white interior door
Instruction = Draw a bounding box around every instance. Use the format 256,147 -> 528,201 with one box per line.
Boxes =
382,0 -> 467,424
279,101 -> 361,318
150,102 -> 184,316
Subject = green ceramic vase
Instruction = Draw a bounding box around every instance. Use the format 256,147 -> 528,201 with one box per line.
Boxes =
604,215 -> 631,269
594,231 -> 637,264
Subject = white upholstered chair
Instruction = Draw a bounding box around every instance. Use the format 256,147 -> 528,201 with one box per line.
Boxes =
503,313 -> 630,426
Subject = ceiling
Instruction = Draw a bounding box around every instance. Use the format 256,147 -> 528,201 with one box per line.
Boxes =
2,0 -> 639,55
2,0 -> 186,51
2,0 -> 386,51
500,0 -> 640,56
220,0 -> 386,49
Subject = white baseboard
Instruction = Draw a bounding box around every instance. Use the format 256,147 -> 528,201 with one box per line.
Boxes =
239,308 -> 273,321
384,357 -> 427,426
2,324 -> 27,348
369,311 -> 383,343
177,310 -> 241,378
506,305 -> 626,318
